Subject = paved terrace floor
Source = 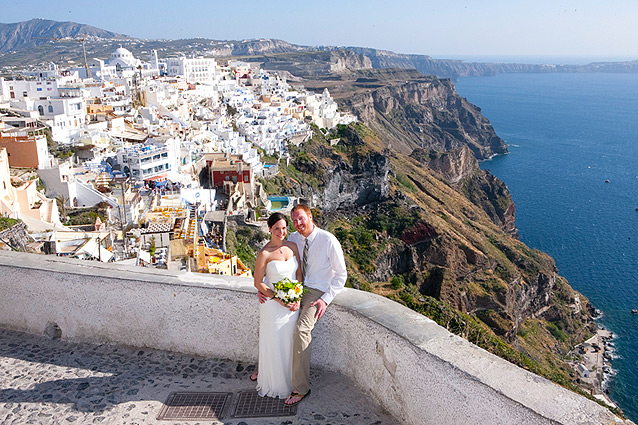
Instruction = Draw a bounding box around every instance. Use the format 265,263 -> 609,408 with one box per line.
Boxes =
0,328 -> 397,425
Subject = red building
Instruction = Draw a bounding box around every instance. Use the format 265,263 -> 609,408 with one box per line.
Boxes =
204,153 -> 253,188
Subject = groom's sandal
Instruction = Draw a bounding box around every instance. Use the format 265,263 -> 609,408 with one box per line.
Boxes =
284,389 -> 310,405
249,372 -> 258,381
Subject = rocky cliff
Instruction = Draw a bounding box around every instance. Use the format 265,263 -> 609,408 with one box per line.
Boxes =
321,46 -> 638,79
243,50 -> 372,78
265,123 -> 595,392
341,73 -> 507,159
411,145 -> 517,237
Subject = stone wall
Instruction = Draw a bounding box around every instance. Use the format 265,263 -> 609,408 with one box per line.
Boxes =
0,251 -> 630,425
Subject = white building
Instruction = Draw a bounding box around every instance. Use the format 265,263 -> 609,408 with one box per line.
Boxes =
302,88 -> 357,129
165,57 -> 224,84
0,71 -> 81,102
9,97 -> 86,144
115,141 -> 179,182
37,160 -> 118,209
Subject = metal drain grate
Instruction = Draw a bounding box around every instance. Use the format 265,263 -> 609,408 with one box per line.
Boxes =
157,391 -> 232,421
232,390 -> 297,418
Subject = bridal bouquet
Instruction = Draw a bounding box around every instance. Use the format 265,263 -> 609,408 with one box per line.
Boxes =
273,277 -> 305,304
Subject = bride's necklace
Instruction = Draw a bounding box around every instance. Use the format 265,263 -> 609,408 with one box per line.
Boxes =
269,242 -> 284,254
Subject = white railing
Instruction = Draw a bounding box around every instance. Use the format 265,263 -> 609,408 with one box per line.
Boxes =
0,251 -> 630,425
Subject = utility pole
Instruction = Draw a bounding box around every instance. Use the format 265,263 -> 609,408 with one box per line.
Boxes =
113,176 -> 128,257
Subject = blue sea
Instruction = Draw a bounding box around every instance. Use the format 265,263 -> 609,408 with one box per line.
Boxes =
455,73 -> 638,421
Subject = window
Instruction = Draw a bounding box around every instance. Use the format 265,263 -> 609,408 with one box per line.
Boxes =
38,105 -> 44,115
48,105 -> 53,113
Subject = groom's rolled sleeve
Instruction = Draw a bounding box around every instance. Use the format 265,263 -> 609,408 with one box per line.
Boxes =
321,235 -> 348,305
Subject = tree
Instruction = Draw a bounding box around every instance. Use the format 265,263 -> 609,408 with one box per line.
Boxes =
55,195 -> 68,222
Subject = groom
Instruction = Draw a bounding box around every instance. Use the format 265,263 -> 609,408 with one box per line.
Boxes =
258,204 -> 347,405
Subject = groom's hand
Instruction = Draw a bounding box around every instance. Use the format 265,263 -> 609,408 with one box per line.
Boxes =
286,301 -> 300,311
311,298 -> 327,320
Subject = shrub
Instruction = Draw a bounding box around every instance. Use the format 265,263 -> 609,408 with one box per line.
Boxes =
395,172 -> 415,191
0,217 -> 19,231
390,275 -> 405,290
546,321 -> 568,342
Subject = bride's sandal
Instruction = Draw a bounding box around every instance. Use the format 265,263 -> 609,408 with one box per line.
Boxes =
250,372 -> 258,381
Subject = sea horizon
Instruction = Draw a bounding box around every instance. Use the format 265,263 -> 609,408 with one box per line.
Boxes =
436,54 -> 638,65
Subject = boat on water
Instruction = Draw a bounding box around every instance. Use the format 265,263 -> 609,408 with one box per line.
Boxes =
632,309 -> 638,314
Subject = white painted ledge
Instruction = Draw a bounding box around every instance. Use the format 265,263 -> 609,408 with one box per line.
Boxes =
0,251 -> 631,425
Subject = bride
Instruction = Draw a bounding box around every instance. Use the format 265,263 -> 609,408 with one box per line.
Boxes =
252,212 -> 303,398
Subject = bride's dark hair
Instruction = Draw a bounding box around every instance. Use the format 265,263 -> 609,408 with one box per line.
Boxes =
267,212 -> 287,228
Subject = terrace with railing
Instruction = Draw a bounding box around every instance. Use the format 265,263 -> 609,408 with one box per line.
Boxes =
0,250 -> 632,425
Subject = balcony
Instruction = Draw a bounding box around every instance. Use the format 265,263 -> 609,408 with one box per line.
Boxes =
0,251 -> 631,425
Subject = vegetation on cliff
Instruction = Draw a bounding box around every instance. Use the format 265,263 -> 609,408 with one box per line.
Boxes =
255,122 -> 605,410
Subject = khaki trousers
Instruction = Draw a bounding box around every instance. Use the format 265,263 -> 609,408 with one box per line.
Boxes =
292,287 -> 324,395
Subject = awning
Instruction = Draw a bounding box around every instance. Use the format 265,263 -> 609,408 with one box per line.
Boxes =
109,130 -> 148,142
76,238 -> 113,262
145,174 -> 168,182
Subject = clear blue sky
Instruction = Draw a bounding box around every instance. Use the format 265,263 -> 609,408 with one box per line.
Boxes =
3,0 -> 638,62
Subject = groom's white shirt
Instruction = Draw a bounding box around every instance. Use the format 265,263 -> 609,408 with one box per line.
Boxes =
289,226 -> 347,305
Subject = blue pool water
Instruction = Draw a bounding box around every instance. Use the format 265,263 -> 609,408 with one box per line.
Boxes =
268,196 -> 291,211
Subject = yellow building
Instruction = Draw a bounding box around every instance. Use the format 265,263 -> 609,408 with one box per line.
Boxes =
192,244 -> 252,277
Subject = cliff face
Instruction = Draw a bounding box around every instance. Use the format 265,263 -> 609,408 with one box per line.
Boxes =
288,131 -> 390,211
277,125 -> 593,359
335,46 -> 638,79
242,50 -> 372,78
291,67 -> 516,242
412,145 -> 478,185
335,73 -> 507,159
411,146 -> 517,237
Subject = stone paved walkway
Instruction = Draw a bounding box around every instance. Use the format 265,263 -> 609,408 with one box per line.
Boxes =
0,328 -> 397,425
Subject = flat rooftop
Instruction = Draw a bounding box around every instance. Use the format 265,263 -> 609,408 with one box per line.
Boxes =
0,328 -> 397,425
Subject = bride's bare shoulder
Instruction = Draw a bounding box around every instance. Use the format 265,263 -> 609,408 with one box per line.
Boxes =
257,244 -> 274,259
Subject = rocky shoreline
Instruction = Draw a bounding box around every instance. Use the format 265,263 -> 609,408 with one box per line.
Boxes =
569,325 -> 618,409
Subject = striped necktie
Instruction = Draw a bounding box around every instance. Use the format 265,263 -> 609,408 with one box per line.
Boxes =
302,238 -> 309,279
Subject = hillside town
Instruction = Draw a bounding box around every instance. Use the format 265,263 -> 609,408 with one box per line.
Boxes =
0,46 -> 356,274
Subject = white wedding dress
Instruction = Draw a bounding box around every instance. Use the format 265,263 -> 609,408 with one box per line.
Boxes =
257,257 -> 300,398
